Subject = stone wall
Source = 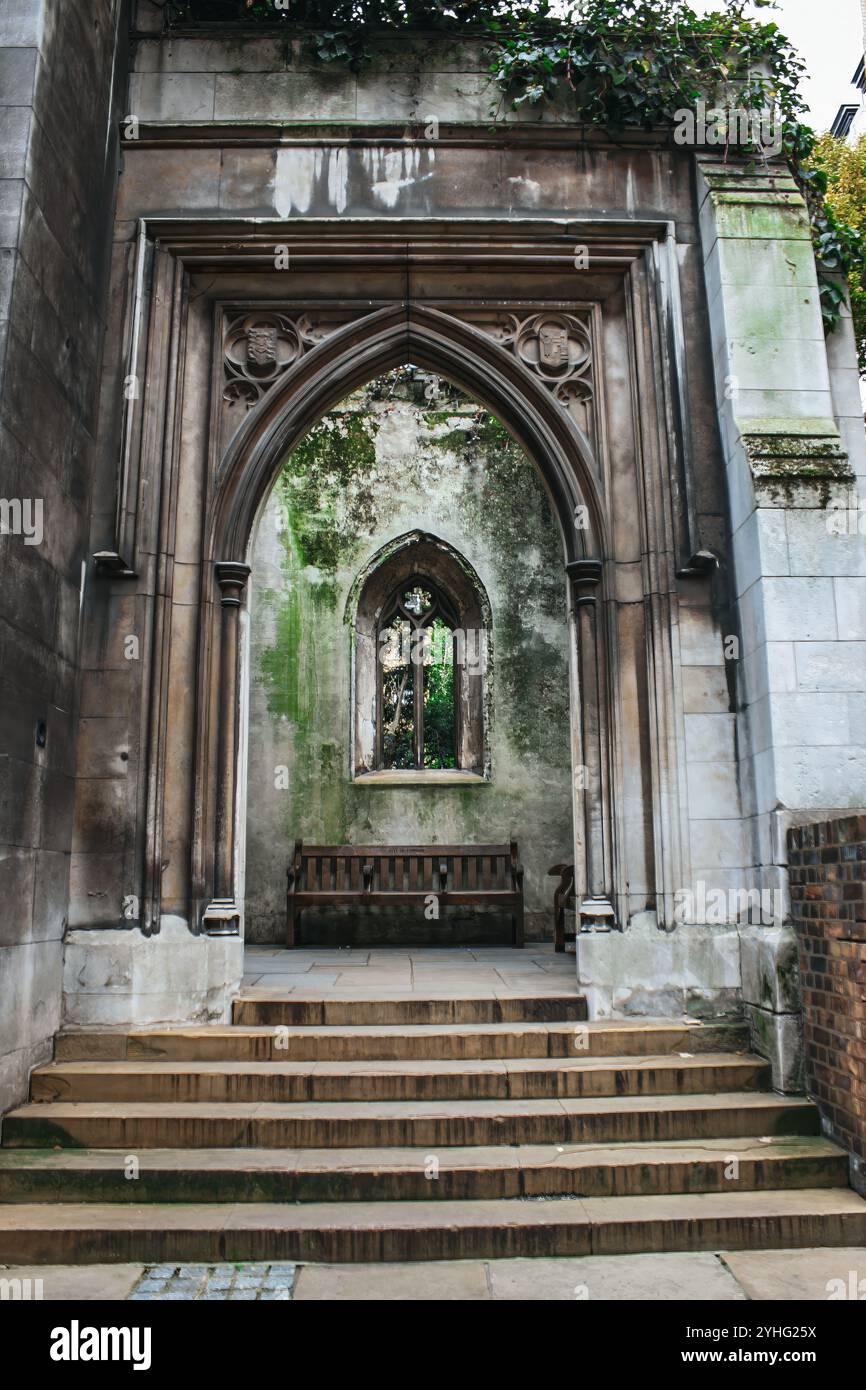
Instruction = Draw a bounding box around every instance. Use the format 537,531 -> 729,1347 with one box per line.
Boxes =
697,158 -> 866,922
788,816 -> 866,1194
246,370 -> 573,943
35,8 -> 866,1031
0,0 -> 128,1109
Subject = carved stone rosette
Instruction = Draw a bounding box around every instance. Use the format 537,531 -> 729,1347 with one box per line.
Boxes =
223,312 -> 325,409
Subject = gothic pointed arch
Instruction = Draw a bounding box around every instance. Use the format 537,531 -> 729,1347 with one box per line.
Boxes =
196,304 -> 618,937
206,303 -> 607,569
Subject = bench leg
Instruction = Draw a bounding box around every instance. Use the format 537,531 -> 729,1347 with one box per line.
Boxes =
554,889 -> 565,953
512,904 -> 524,949
287,901 -> 297,949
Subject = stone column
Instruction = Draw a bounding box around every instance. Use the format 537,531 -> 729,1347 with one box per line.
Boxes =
202,561 -> 251,936
697,156 -> 866,1084
567,559 -> 617,930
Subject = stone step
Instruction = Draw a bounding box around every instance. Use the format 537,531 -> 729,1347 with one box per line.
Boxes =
1,1189 -> 864,1264
0,1137 -> 847,1203
55,1020 -> 749,1063
1,1092 -> 820,1150
231,994 -> 588,1027
28,1054 -> 770,1105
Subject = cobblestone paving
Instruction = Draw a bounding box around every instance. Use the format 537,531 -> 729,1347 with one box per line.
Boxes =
129,1262 -> 297,1300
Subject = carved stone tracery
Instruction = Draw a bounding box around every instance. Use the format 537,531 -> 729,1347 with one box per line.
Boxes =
222,307 -> 596,432
469,310 -> 596,439
223,312 -> 326,408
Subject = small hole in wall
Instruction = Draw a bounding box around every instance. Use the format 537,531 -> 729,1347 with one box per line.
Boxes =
35,720 -> 47,749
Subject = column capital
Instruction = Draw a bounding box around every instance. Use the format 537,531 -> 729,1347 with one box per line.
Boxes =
214,560 -> 251,606
566,558 -> 603,598
202,897 -> 241,937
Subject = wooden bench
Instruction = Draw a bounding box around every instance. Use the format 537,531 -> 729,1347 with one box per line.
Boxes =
287,840 -> 524,948
548,862 -> 576,954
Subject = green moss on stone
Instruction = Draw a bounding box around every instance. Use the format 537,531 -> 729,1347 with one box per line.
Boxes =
248,371 -> 574,932
277,412 -> 379,574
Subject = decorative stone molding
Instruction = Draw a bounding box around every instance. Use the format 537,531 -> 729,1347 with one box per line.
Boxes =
474,310 -> 595,433
222,305 -> 591,418
214,560 -> 252,607
223,312 -> 326,409
742,433 -> 853,506
103,224 -> 694,966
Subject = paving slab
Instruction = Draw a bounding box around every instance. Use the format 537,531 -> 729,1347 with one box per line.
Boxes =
0,1263 -> 144,1300
242,945 -> 578,1000
485,1252 -> 746,1300
7,1248 -> 866,1300
720,1246 -> 866,1300
293,1260 -> 490,1300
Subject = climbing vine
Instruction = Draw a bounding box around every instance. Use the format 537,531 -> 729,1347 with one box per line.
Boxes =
810,133 -> 866,372
156,0 -> 864,336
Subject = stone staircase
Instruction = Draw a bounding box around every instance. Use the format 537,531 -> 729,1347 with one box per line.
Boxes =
0,988 -> 864,1264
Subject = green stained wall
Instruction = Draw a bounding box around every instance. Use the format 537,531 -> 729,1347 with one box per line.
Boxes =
245,368 -> 573,942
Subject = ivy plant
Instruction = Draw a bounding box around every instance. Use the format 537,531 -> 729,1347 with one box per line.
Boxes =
157,0 -> 864,338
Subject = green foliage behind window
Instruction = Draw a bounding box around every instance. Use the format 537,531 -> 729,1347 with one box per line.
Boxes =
811,133 -> 866,377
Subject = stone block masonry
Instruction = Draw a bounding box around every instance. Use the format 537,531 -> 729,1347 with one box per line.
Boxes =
788,816 -> 866,1195
0,0 -> 129,1113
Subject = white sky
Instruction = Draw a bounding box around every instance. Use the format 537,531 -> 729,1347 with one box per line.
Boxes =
690,0 -> 865,130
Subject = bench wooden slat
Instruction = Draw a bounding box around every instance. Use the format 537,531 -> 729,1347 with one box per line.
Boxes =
294,844 -> 513,857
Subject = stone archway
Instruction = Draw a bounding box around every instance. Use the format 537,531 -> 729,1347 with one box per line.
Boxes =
197,304 -> 617,939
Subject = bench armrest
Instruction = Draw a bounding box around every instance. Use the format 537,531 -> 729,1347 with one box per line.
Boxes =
549,862 -> 574,954
548,862 -> 575,893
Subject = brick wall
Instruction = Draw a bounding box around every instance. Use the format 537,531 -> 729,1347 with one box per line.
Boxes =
788,816 -> 866,1195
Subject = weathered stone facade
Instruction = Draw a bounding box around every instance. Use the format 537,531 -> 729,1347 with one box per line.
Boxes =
1,0 -> 865,1124
0,0 -> 128,1112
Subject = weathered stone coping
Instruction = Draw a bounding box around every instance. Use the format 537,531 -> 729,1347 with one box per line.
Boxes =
352,769 -> 488,787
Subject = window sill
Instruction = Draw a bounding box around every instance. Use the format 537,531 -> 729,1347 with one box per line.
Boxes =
352,769 -> 488,788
